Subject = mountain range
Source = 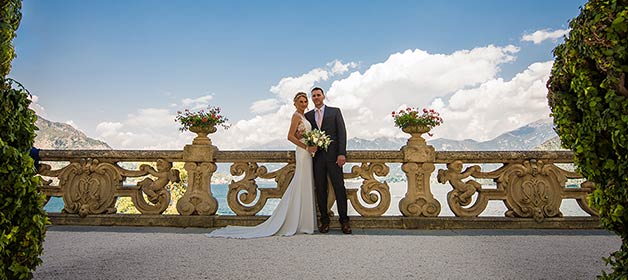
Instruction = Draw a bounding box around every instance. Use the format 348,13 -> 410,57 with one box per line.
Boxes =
533,135 -> 567,151
34,116 -> 564,152
252,118 -> 561,151
34,116 -> 566,182
34,116 -> 111,150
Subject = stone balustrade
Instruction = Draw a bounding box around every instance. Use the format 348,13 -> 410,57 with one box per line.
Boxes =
36,133 -> 600,229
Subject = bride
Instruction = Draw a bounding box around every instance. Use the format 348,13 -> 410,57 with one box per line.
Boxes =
206,92 -> 317,238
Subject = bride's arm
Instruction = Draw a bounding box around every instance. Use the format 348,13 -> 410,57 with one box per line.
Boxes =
287,114 -> 308,150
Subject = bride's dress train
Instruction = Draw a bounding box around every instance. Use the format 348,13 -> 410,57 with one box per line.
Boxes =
206,114 -> 316,238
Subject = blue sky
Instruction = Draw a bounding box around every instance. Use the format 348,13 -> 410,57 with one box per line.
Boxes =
12,0 -> 586,149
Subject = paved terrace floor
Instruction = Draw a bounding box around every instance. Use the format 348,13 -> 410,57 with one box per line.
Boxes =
34,226 -> 621,280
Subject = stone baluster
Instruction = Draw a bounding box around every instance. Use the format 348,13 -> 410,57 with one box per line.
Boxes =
177,127 -> 219,215
398,126 -> 441,217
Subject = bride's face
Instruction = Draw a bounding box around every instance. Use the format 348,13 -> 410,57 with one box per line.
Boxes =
294,96 -> 308,111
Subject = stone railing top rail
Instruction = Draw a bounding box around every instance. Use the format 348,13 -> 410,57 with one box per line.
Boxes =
38,149 -> 575,163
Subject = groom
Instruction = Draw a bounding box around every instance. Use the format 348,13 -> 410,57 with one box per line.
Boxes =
305,87 -> 351,234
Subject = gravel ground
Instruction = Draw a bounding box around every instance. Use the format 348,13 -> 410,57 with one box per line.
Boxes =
33,226 -> 621,280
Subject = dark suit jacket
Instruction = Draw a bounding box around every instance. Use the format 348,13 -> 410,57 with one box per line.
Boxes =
305,105 -> 347,161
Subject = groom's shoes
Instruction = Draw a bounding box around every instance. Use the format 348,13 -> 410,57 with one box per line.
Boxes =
318,223 -> 329,234
341,222 -> 352,234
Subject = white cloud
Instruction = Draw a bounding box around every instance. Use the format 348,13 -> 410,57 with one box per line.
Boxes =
181,95 -> 214,110
212,103 -> 297,149
269,69 -> 330,102
28,95 -> 47,117
324,45 -> 520,140
208,60 -> 359,149
522,28 -> 570,44
250,98 -> 281,114
269,60 -> 358,102
95,109 -> 191,149
328,60 -> 358,75
90,45 -> 553,150
210,44 -> 550,150
429,61 -> 554,141
96,122 -> 123,137
126,108 -> 173,128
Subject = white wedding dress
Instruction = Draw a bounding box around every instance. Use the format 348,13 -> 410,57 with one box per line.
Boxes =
206,113 -> 316,238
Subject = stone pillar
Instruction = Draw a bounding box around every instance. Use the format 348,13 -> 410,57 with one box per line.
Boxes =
398,128 -> 441,217
177,141 -> 219,215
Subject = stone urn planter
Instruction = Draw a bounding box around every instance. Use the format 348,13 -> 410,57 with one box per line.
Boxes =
189,125 -> 217,145
401,125 -> 430,145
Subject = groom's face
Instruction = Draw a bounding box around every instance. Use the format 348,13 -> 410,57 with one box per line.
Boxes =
311,89 -> 325,108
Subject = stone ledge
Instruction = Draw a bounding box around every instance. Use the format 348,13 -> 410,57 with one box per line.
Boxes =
38,149 -> 576,163
47,214 -> 600,230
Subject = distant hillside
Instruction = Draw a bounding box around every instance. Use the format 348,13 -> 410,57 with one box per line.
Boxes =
253,118 -> 558,151
534,136 -> 568,151
430,118 -> 558,151
251,136 -> 408,150
35,116 -> 111,150
349,137 -> 407,150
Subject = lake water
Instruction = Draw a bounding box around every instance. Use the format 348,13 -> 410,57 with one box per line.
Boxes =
44,181 -> 591,217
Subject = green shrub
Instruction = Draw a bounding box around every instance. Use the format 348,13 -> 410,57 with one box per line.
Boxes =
547,0 -> 628,278
0,0 -> 48,279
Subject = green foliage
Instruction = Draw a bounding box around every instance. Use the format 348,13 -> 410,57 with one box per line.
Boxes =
0,0 -> 21,78
0,140 -> 47,280
0,85 -> 49,279
0,0 -> 48,279
0,79 -> 37,149
547,0 -> 628,278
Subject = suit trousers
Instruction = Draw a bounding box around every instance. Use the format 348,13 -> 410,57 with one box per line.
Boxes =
313,155 -> 349,224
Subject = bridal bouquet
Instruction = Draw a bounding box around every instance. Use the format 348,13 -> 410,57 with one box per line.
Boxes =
303,129 -> 332,156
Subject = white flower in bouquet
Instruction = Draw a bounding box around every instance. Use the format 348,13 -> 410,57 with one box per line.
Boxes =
303,129 -> 332,156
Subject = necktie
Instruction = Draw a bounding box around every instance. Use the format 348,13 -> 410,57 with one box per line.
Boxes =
316,109 -> 323,128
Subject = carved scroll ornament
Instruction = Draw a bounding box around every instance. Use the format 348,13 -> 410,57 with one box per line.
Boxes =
58,159 -> 120,217
437,160 -> 598,221
346,162 -> 391,217
227,162 -> 295,216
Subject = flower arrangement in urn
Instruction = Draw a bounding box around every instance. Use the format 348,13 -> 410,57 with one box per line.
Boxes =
175,106 -> 230,132
175,106 -> 229,145
392,107 -> 443,136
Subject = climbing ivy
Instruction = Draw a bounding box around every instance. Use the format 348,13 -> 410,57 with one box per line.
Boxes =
547,0 -> 628,278
0,0 -> 48,279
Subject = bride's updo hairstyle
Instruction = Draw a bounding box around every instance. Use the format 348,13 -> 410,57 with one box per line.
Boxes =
293,92 -> 307,105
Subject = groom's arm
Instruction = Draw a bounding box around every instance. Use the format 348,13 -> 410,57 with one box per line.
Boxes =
335,108 -> 347,156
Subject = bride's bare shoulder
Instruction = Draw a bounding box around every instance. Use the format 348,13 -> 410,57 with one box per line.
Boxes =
291,113 -> 302,122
